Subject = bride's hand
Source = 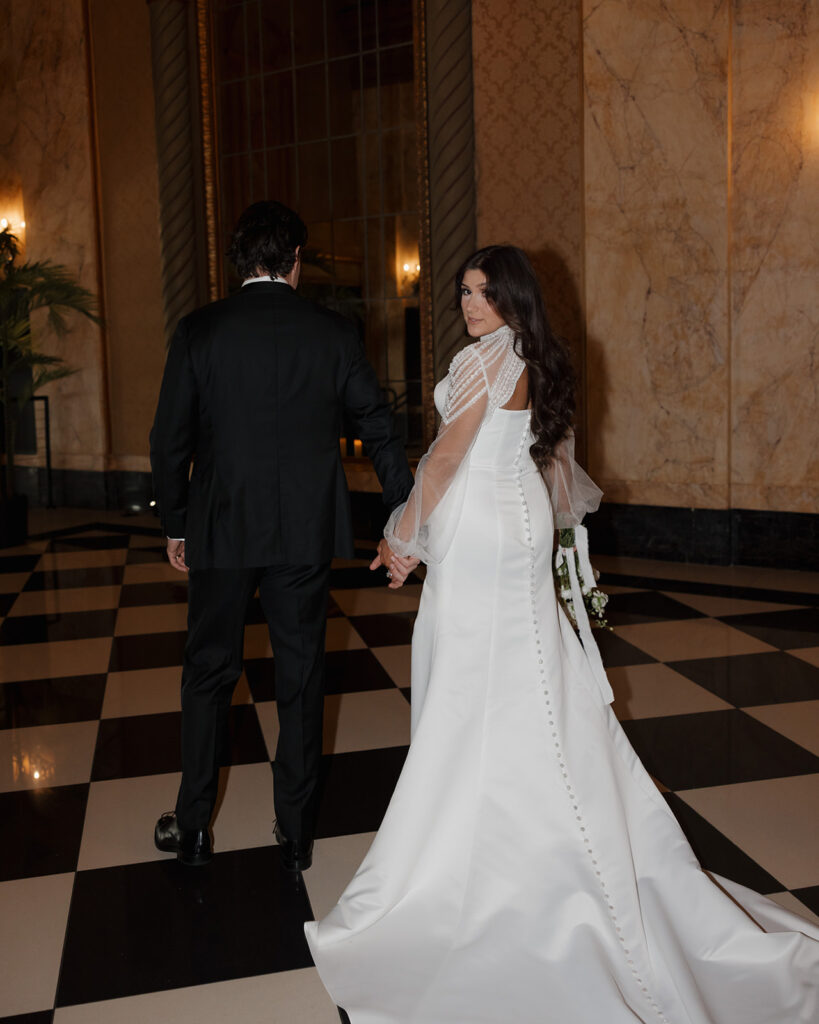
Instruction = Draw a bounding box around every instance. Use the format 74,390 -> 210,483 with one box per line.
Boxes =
370,540 -> 419,589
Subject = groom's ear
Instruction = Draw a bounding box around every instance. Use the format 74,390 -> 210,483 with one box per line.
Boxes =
287,247 -> 302,288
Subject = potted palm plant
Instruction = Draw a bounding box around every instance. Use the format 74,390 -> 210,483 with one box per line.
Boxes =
0,226 -> 98,546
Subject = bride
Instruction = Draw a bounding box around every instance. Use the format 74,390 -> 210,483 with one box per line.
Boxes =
305,245 -> 818,1023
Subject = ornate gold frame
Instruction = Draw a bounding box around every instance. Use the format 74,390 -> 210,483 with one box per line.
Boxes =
195,0 -> 222,302
413,0 -> 435,448
196,0 -> 439,444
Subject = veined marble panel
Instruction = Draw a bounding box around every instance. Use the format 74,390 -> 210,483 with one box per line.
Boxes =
472,0 -> 584,345
583,0 -> 730,509
730,1 -> 819,514
9,0 -> 108,473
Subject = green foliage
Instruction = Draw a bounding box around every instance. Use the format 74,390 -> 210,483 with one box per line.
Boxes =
0,227 -> 99,497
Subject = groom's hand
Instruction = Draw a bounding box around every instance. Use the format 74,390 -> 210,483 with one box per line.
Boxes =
166,538 -> 188,573
370,539 -> 419,589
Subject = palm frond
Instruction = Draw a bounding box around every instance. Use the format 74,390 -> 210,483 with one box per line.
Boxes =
3,260 -> 99,331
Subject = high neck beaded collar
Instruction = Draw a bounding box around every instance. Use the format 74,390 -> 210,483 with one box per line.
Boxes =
477,323 -> 515,346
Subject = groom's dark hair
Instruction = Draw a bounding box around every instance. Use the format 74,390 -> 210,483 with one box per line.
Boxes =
227,201 -> 308,280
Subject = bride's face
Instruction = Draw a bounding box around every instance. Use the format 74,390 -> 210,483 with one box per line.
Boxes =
460,269 -> 506,338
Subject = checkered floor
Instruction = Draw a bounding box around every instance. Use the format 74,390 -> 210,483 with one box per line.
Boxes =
1,513 -> 818,1023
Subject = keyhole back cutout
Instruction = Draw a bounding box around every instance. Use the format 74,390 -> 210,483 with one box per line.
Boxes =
501,367 -> 530,411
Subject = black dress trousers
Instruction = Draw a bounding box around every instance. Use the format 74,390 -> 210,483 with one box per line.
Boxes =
175,561 -> 332,842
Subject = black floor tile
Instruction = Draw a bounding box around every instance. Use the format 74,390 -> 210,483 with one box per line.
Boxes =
349,612 -> 417,647
718,608 -> 819,650
790,884 -> 819,918
126,547 -> 167,564
108,630 -> 187,671
0,609 -> 118,646
49,534 -> 129,551
91,705 -> 268,782
329,566 -> 420,590
598,572 -> 819,609
0,674 -> 107,729
596,630 -> 657,668
23,566 -> 124,592
0,785 -> 88,882
329,566 -> 393,589
663,792 -> 782,894
119,580 -> 189,607
620,709 -> 819,790
668,651 -> 819,706
0,592 -> 17,615
0,554 -> 40,574
243,649 -> 396,704
315,746 -> 409,839
243,658 -> 275,701
324,649 -> 397,695
56,847 -> 314,1006
0,1013 -> 54,1024
245,596 -> 267,624
605,591 -> 705,626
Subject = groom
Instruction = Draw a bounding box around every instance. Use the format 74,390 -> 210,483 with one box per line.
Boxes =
150,200 -> 414,869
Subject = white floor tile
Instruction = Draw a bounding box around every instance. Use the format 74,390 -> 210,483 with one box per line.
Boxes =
0,872 -> 75,1017
679,774 -> 819,890
53,967 -> 339,1024
0,720 -> 99,792
307,832 -> 377,920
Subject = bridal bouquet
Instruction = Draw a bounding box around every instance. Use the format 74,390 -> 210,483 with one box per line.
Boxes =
554,528 -> 610,631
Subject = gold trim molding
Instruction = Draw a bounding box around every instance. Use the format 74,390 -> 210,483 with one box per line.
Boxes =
414,0 -> 436,449
196,0 -> 222,301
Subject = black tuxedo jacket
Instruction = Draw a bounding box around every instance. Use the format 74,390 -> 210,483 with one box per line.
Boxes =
150,282 -> 414,568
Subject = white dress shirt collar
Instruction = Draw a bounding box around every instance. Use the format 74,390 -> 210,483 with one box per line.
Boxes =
242,275 -> 288,286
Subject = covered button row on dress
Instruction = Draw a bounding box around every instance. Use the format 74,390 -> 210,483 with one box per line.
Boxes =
514,438 -> 670,1024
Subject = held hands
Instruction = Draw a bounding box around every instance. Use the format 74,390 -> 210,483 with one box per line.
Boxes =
370,538 -> 419,589
166,538 -> 189,574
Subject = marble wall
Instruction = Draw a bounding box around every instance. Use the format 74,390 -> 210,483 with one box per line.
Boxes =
88,0 -> 165,471
0,0 -> 166,486
583,0 -> 731,508
0,0 -> 110,475
730,1 -> 819,514
473,0 -> 819,516
472,0 -> 586,444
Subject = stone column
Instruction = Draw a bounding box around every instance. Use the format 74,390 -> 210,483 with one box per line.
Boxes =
419,0 -> 477,385
147,0 -> 207,343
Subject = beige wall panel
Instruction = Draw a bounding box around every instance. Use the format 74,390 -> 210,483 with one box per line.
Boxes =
8,0 -> 108,472
0,2 -> 23,223
472,0 -> 584,347
583,0 -> 731,509
730,1 -> 819,514
89,0 -> 165,467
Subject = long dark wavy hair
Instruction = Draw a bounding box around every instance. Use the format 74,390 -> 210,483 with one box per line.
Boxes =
454,245 -> 576,470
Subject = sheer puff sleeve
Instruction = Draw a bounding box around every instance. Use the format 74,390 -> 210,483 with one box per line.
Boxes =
543,432 -> 603,529
384,328 -> 524,563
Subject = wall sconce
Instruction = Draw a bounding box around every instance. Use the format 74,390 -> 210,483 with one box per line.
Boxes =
400,259 -> 421,296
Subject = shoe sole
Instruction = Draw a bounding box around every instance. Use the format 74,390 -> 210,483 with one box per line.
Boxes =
155,837 -> 213,867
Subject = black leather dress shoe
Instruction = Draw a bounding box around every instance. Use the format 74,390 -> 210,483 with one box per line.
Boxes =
154,811 -> 213,867
274,821 -> 313,872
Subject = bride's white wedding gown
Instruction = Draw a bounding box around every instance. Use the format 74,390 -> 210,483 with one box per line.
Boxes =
305,326 -> 818,1023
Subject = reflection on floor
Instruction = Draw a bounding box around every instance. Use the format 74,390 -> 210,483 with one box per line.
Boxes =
1,513 -> 818,1022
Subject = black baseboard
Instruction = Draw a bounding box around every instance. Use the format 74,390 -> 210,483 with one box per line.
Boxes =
345,493 -> 819,571
14,466 -> 154,512
590,502 -> 819,571
12,468 -> 817,571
